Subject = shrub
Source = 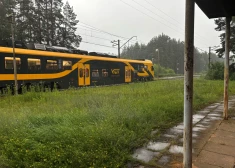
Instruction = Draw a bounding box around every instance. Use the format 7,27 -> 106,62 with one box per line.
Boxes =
205,62 -> 224,80
205,62 -> 235,80
153,64 -> 175,77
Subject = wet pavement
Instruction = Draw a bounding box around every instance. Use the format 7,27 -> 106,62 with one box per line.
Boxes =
131,97 -> 235,167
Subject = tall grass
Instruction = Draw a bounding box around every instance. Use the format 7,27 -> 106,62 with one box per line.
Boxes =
0,79 -> 234,167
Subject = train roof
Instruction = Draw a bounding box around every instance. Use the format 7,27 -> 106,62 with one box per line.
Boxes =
0,46 -> 152,64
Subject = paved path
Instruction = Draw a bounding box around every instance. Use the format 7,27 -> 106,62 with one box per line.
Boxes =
193,119 -> 235,168
132,97 -> 235,168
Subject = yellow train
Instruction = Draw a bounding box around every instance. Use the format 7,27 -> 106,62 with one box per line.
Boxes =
0,43 -> 154,92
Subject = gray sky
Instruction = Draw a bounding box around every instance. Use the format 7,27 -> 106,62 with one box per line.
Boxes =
64,0 -> 221,55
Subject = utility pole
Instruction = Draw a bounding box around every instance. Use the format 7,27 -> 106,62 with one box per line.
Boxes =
209,46 -> 211,68
7,13 -> 18,95
111,40 -> 120,58
111,36 -> 137,58
118,40 -> 120,58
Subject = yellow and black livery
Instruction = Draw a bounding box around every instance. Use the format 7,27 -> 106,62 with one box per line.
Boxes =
0,43 -> 154,92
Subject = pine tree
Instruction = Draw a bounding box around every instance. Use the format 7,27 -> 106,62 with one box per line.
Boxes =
0,0 -> 15,41
214,17 -> 235,58
57,1 -> 81,48
14,0 -> 35,43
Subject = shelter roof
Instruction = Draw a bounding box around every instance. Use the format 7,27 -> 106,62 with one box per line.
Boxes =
195,0 -> 235,19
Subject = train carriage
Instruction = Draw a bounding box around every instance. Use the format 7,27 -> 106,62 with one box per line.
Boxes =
0,44 -> 154,93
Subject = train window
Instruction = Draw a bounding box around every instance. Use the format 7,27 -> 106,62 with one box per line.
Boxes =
28,58 -> 41,70
85,68 -> 89,77
92,70 -> 99,77
5,57 -> 21,69
63,61 -> 72,70
46,60 -> 58,70
79,68 -> 84,77
151,66 -> 154,71
102,69 -> 108,77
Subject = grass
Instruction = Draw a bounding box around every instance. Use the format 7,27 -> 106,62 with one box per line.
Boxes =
0,79 -> 235,167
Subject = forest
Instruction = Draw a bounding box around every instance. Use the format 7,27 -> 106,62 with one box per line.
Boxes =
1,1 -> 235,75
121,34 -> 222,74
0,0 -> 81,48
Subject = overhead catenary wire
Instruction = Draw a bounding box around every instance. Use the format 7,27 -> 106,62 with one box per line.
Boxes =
79,21 -> 130,40
142,0 -> 183,26
142,0 -> 212,43
81,41 -> 117,49
121,0 -> 209,47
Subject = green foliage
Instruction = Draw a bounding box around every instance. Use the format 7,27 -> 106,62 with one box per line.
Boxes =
205,62 -> 235,80
121,34 -> 222,74
0,0 -> 81,48
214,17 -> 235,59
153,64 -> 175,77
205,62 -> 224,80
1,79 -> 235,167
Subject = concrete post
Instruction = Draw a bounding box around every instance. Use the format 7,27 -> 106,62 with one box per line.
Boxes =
183,0 -> 195,167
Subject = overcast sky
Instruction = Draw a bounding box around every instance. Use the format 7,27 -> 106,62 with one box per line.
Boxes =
64,0 -> 221,55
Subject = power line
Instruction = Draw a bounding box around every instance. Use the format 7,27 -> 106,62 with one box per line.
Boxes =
81,41 -> 117,49
79,33 -> 115,42
142,0 -> 212,43
119,0 -> 187,37
79,21 -> 130,40
77,26 -> 138,45
143,0 -> 183,26
124,0 -> 209,46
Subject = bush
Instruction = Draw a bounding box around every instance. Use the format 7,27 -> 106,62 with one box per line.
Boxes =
205,62 -> 235,80
205,62 -> 224,80
153,64 -> 175,77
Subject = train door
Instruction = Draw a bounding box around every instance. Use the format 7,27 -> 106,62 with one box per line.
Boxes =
78,63 -> 90,86
125,66 -> 131,83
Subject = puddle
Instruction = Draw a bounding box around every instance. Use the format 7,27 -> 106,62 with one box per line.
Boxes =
169,145 -> 183,154
163,134 -> 177,139
158,155 -> 171,166
195,124 -> 209,128
172,124 -> 184,130
168,128 -> 183,135
206,105 -> 218,109
206,116 -> 222,121
132,148 -> 159,163
197,110 -> 210,114
147,142 -> 170,151
208,113 -> 222,117
193,114 -> 205,124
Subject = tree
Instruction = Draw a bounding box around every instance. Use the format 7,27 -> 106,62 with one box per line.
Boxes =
0,0 -> 15,41
14,0 -> 35,43
57,1 -> 81,48
214,17 -> 235,59
121,33 -> 220,74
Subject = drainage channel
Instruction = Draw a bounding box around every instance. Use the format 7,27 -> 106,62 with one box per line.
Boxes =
131,97 -> 235,167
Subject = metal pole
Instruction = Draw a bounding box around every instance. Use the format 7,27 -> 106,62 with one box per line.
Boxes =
183,0 -> 195,167
118,40 -> 120,58
223,17 -> 231,120
209,47 -> 211,68
158,50 -> 160,66
11,15 -> 18,95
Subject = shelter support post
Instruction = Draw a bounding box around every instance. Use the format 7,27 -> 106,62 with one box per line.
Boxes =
223,16 -> 231,120
183,0 -> 195,167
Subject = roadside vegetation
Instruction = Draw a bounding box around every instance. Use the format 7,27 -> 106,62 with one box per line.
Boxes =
1,79 -> 235,167
153,64 -> 176,77
205,62 -> 235,80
